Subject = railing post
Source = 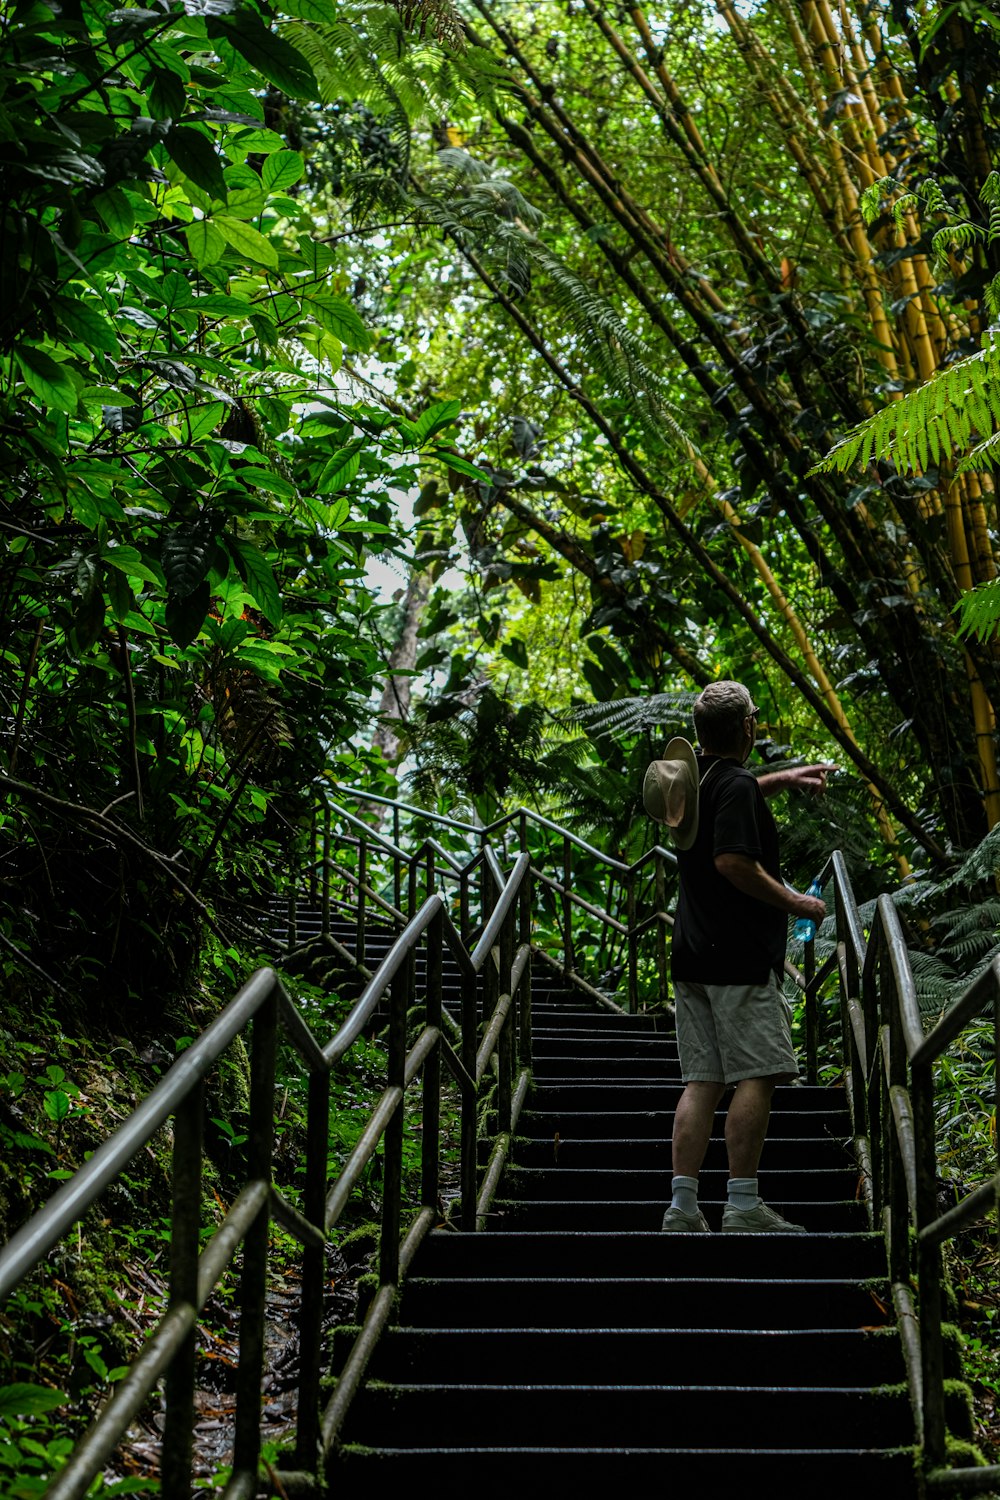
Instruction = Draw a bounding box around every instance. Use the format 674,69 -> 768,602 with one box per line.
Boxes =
160,1083 -> 203,1500
460,864 -> 471,945
654,852 -> 667,1006
380,956 -> 409,1287
460,961 -> 478,1232
422,910 -> 443,1211
308,800 -> 318,905
232,991 -> 277,1484
497,921 -> 513,1136
562,835 -> 574,975
913,1059 -> 947,1467
287,864 -> 297,952
864,938 -> 883,1221
321,806 -> 331,938
804,934 -> 818,1085
626,869 -> 638,1014
519,859 -> 533,1069
408,848 -> 421,921
884,967 -> 910,1288
482,839 -> 497,926
426,845 -> 435,907
295,1059 -> 330,1471
357,837 -> 368,967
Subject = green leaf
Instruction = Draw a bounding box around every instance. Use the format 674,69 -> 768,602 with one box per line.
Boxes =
0,1386 -> 66,1419
186,219 -> 226,268
105,569 -> 135,622
52,297 -> 120,357
162,523 -> 218,598
227,537 -> 282,625
164,125 -> 228,200
317,443 -> 362,494
102,546 -> 164,588
262,149 -> 305,192
306,294 -> 370,351
43,1090 -> 70,1124
215,216 -> 278,268
239,466 -> 296,498
182,400 -> 227,440
14,344 -> 79,414
414,399 -> 461,442
165,580 -> 211,646
432,449 -> 492,482
500,637 -> 529,669
148,68 -> 187,121
208,12 -> 319,99
92,188 -> 135,239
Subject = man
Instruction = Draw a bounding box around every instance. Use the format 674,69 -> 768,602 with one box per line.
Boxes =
650,680 -> 829,1233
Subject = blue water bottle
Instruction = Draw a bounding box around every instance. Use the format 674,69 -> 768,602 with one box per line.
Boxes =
793,878 -> 823,942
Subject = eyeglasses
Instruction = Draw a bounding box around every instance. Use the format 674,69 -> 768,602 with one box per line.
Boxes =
747,705 -> 760,721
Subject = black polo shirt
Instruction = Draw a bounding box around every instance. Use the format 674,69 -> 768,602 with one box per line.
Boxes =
671,756 -> 787,985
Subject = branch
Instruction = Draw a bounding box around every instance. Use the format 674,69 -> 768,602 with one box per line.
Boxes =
0,773 -> 227,940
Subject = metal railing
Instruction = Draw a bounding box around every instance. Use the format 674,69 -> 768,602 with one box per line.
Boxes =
306,784 -> 681,1012
6,778 -> 998,1495
0,837 -> 533,1499
801,851 -> 1000,1491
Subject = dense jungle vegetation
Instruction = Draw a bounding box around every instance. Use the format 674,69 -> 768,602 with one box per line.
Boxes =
2,0 -> 1000,1488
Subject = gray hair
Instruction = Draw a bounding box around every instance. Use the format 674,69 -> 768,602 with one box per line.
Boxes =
693,680 -> 755,754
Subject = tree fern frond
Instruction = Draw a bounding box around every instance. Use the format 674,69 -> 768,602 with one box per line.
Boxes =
812,333 -> 1000,477
414,159 -> 693,449
982,170 -> 1000,209
860,176 -> 894,225
572,692 -> 701,740
931,220 -> 983,260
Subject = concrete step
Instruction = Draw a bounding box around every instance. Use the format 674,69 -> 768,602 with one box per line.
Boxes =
345,1381 -> 914,1448
397,1276 -> 891,1330
409,1230 -> 886,1281
485,1199 -> 868,1233
333,1446 -> 917,1495
343,1325 -> 908,1387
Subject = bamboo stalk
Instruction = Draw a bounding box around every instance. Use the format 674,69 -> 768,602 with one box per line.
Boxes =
588,0 -> 780,293
456,232 -> 940,857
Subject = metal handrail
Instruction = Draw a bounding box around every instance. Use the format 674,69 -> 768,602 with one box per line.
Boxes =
817,856 -> 1000,1490
0,832 -> 534,1500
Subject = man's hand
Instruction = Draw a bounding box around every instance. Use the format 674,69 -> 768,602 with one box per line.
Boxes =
758,763 -> 837,799
793,891 -> 826,922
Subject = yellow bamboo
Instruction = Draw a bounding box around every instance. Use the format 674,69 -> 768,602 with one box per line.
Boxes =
961,472 -> 997,584
967,651 -> 1000,829
803,0 -> 882,189
836,0 -> 893,166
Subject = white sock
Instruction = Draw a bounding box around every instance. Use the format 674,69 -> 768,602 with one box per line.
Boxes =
670,1175 -> 699,1214
728,1177 -> 760,1211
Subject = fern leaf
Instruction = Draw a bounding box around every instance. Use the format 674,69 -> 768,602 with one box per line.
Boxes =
811,335 -> 1000,477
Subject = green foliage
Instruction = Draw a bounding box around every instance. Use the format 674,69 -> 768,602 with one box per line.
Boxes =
811,334 -> 1000,479
0,0 -> 485,1015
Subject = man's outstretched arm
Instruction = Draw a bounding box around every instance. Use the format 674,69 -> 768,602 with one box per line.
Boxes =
757,764 -> 836,799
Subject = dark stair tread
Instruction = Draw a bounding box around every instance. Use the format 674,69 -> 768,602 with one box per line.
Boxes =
344,1382 -> 913,1447
398,1278 -> 892,1330
347,1326 -> 907,1384
411,1229 -> 886,1278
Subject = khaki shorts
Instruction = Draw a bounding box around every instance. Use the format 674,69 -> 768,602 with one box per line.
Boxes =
674,972 -> 798,1085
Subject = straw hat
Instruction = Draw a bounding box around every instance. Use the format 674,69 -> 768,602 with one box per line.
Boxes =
642,737 -> 701,850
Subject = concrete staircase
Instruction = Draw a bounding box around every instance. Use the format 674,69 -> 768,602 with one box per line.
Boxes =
329,980 -> 928,1494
